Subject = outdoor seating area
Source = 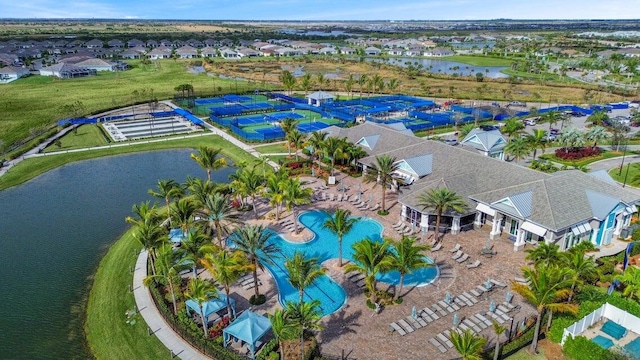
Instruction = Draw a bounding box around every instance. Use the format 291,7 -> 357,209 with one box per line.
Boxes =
602,320 -> 628,340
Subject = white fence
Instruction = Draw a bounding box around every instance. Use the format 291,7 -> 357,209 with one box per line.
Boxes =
561,303 -> 640,345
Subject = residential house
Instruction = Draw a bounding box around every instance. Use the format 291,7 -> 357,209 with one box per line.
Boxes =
186,39 -> 204,48
203,39 -> 218,47
236,47 -> 260,58
200,46 -> 218,58
176,46 -> 198,58
387,49 -> 404,56
147,46 -> 172,60
405,46 -> 425,57
74,58 -> 117,72
39,62 -> 96,78
127,39 -> 145,48
424,48 -> 454,57
85,39 -> 104,49
319,46 -> 338,55
324,121 -> 640,253
0,66 -> 30,83
219,48 -> 239,59
120,47 -> 146,59
340,47 -> 356,55
460,129 -> 508,160
146,40 -> 158,48
107,39 -> 124,48
364,46 -> 381,56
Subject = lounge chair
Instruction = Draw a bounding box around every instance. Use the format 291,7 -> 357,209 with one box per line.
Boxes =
397,319 -> 415,333
456,253 -> 470,263
389,322 -> 407,336
449,243 -> 461,253
466,260 -> 482,269
369,203 -> 380,212
451,250 -> 463,260
491,279 -> 507,288
431,243 -> 442,252
342,194 -> 349,202
329,193 -> 335,201
336,194 -> 343,201
437,333 -> 454,348
429,338 -> 448,353
392,219 -> 404,228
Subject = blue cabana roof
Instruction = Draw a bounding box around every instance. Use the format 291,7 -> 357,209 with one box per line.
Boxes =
223,311 -> 272,359
185,292 -> 235,318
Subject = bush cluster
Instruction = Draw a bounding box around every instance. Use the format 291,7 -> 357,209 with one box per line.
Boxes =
563,335 -> 627,360
555,147 -> 601,160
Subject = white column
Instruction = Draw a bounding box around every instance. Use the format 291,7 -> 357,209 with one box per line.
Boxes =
514,227 -> 526,251
614,214 -> 624,236
401,205 -> 407,220
362,164 -> 367,175
420,213 -> 429,231
474,211 -> 483,228
490,215 -> 502,240
451,216 -> 461,234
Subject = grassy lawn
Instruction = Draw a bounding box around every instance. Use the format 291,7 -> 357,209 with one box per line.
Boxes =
501,69 -> 582,85
85,229 -> 168,360
505,347 -> 548,360
442,55 -> 513,67
0,135 -> 257,191
609,164 -> 640,187
0,59 -> 269,148
42,124 -> 109,152
254,142 -> 289,154
539,149 -> 625,167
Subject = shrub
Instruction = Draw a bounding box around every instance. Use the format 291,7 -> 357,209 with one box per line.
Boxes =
555,147 -> 601,160
563,335 -> 627,360
209,316 -> 231,339
365,299 -> 375,310
250,294 -> 266,305
395,297 -> 403,304
255,339 -> 278,360
632,227 -> 640,241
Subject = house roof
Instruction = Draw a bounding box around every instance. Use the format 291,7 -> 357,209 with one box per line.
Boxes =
588,170 -> 617,185
461,129 -> 507,152
75,58 -> 113,67
402,154 -> 433,178
306,91 -> 334,101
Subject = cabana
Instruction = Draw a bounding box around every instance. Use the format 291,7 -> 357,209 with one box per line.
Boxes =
223,311 -> 272,359
169,228 -> 197,243
185,293 -> 236,320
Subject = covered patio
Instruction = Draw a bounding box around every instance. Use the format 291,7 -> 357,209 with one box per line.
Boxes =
223,310 -> 272,359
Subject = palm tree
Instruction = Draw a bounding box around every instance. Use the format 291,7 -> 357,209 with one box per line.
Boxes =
202,249 -> 252,319
344,74 -> 355,98
391,236 -> 432,300
255,155 -> 270,178
364,154 -> 400,213
185,177 -> 219,206
458,123 -> 475,140
285,251 -> 326,304
344,143 -> 368,170
525,129 -> 548,159
126,201 -> 161,228
229,225 -> 279,299
148,179 -> 184,225
315,73 -> 325,91
585,125 -> 609,150
170,197 -> 198,235
501,118 -> 525,140
491,321 -> 507,360
178,229 -> 217,277
264,171 -> 288,220
280,117 -> 299,155
504,137 -> 530,162
323,209 -> 358,267
614,266 -> 640,301
282,178 -> 313,233
387,78 -> 400,93
199,193 -> 239,248
184,277 -> 220,338
358,74 -> 368,98
307,131 -> 328,166
144,244 -> 187,315
417,188 -> 467,242
299,73 -> 314,95
269,307 -> 299,360
190,146 -> 227,182
450,328 -> 487,360
279,70 -> 296,95
541,110 -> 562,133
563,249 -> 597,301
230,167 -> 264,219
525,242 -> 562,267
287,300 -> 325,360
511,266 -> 577,353
344,238 -> 394,301
557,127 -> 586,150
322,136 -> 347,175
287,129 -> 306,161
131,219 -> 166,275
586,111 -> 609,127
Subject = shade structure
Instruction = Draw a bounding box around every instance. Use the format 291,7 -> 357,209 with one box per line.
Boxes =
411,306 -> 417,319
490,300 -> 496,312
445,292 -> 451,304
169,227 -> 197,243
223,311 -> 272,359
453,313 -> 460,326
185,292 -> 236,319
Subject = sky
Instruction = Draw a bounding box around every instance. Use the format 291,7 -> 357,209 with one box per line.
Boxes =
0,0 -> 638,20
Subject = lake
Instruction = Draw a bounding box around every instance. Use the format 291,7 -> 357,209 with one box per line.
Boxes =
0,149 -> 236,359
370,57 -> 508,78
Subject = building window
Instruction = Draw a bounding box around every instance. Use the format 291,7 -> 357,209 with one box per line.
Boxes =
509,219 -> 519,236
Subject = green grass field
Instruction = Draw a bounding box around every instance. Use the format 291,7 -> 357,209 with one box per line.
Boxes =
85,229 -> 168,360
610,164 -> 640,188
0,135 -> 258,191
0,59 -> 270,148
254,142 -> 289,154
442,55 -> 514,67
42,124 -> 109,152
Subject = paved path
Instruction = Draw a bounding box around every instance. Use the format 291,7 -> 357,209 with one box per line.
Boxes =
133,250 -> 209,360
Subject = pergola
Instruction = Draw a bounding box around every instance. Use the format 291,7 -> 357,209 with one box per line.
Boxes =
223,311 -> 272,359
185,293 -> 236,320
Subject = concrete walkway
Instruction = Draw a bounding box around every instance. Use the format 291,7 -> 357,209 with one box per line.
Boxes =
133,250 -> 209,360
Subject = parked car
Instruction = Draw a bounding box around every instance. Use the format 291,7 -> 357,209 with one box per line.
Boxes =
444,138 -> 459,146
506,101 -> 527,108
523,118 -> 537,126
480,125 -> 499,131
547,133 -> 558,141
549,128 -> 560,135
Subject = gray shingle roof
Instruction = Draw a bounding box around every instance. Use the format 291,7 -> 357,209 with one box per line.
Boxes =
461,129 -> 507,152
586,190 -> 622,220
403,154 -> 433,177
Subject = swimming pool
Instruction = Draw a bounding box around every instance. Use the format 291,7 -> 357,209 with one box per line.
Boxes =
263,210 -> 438,316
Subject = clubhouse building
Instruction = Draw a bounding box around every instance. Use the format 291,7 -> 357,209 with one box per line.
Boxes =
325,122 -> 640,252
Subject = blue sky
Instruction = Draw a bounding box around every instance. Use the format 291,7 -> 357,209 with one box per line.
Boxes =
0,0 -> 637,20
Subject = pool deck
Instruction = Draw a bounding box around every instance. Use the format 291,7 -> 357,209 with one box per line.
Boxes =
206,174 -> 539,359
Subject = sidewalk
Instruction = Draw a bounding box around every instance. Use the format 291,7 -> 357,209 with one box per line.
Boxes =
133,250 -> 209,360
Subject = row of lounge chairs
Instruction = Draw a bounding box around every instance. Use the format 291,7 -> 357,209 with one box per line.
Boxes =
391,220 -> 421,237
236,274 -> 261,291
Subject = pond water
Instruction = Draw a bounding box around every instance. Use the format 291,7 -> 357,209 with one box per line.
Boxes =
0,150 -> 235,359
369,57 -> 508,78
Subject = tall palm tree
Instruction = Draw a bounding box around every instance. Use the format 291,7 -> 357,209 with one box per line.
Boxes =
504,137 -> 530,162
170,197 -> 198,235
525,243 -> 562,267
525,129 -> 548,159
358,74 -> 368,98
344,143 -> 368,170
190,146 -> 227,182
364,154 -> 400,213
563,249 -> 597,302
144,244 -> 187,315
255,154 -> 270,178
457,123 -> 475,140
299,73 -> 314,95
185,177 -> 219,207
391,236 -> 432,300
322,209 -> 358,267
202,249 -> 252,319
178,229 -> 217,277
125,201 -> 161,228
511,266 -> 577,353
131,219 -> 166,275
287,300 -> 325,360
307,131 -> 328,164
285,251 -> 326,304
287,129 -> 306,161
148,179 -> 184,225
585,125 -> 609,150
501,118 -> 525,140
282,178 -> 313,233
229,225 -> 279,299
280,117 -> 299,155
264,171 -> 288,220
198,193 -> 240,248
450,328 -> 487,360
322,136 -> 347,175
417,188 -> 467,242
614,266 -> 640,301
541,110 -> 562,133
344,238 -> 394,301
230,167 -> 264,219
184,277 -> 220,338
269,307 -> 299,360
344,74 -> 355,98
279,70 -> 296,95
492,320 -> 507,360
586,111 -> 609,127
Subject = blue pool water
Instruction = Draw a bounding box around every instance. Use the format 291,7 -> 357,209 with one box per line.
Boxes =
263,210 -> 438,316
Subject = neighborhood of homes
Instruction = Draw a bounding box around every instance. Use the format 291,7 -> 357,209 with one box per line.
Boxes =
325,121 -> 640,254
2,33 -> 640,83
